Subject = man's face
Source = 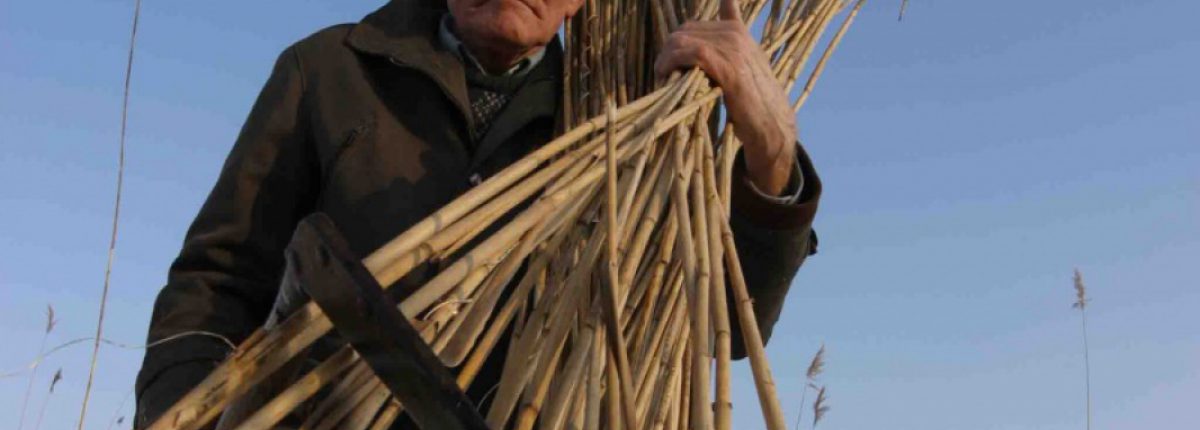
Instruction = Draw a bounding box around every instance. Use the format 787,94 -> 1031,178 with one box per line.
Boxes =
448,0 -> 583,54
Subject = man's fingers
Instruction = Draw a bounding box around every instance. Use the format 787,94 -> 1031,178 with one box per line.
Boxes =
654,35 -> 706,79
654,45 -> 697,78
719,0 -> 742,22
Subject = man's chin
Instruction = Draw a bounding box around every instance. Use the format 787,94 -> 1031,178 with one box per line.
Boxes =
485,16 -> 549,51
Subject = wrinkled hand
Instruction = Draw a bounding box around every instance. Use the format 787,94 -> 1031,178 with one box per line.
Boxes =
654,0 -> 797,195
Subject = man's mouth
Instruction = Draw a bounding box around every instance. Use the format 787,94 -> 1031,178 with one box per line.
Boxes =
497,0 -> 543,19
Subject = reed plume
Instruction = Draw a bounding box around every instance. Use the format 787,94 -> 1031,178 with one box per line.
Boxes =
33,368 -> 62,430
1073,269 -> 1091,430
105,389 -> 135,430
811,384 -> 829,428
806,344 -> 826,380
794,343 -> 825,429
18,304 -> 57,430
49,369 -> 61,392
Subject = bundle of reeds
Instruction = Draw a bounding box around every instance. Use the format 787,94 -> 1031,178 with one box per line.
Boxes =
147,0 -> 864,428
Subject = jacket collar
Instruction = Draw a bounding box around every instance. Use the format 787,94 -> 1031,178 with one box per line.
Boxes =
345,0 -> 563,140
346,0 -> 473,122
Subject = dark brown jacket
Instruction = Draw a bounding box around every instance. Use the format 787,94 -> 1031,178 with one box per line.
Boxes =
136,0 -> 821,426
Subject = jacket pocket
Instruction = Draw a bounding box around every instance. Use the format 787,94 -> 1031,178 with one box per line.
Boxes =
319,121 -> 374,192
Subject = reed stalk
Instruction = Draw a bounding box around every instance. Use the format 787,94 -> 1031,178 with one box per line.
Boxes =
32,369 -> 62,430
146,0 -> 866,427
18,305 -> 56,430
80,1 -> 141,427
1073,269 -> 1091,430
793,344 -> 825,430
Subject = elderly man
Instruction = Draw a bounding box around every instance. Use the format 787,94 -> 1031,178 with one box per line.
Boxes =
136,0 -> 820,426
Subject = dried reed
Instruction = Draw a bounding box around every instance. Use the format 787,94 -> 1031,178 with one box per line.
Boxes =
793,343 -> 825,430
80,0 -> 142,427
145,0 -> 865,428
105,390 -> 135,430
1073,269 -> 1091,430
33,368 -> 62,430
811,385 -> 828,429
18,305 -> 56,430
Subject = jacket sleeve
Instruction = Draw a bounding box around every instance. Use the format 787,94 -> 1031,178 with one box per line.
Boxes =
727,143 -> 821,359
134,46 -> 318,427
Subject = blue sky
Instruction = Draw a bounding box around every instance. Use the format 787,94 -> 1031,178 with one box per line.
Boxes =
1,0 -> 1196,429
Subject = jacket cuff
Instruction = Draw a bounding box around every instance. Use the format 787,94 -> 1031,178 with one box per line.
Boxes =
731,141 -> 822,231
135,335 -> 232,427
744,140 -> 805,205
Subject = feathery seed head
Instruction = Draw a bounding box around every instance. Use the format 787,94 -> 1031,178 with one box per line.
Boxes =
812,385 -> 830,427
806,344 -> 826,380
1073,268 -> 1089,309
49,368 -> 62,393
45,304 -> 57,334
